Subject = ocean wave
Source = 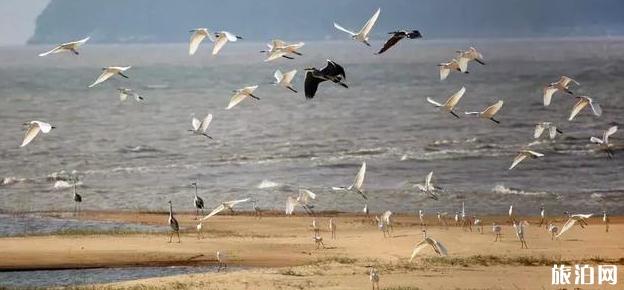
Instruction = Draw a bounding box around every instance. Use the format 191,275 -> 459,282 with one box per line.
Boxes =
119,145 -> 162,153
1,176 -> 28,186
257,179 -> 280,189
47,170 -> 80,181
53,180 -> 82,190
491,184 -> 551,196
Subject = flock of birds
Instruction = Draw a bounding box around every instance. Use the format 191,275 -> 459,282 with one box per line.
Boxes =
15,6 -> 618,284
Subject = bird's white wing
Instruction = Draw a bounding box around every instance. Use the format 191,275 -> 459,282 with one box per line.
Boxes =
556,218 -> 577,238
282,70 -> 297,84
20,123 -> 42,147
509,154 -> 527,170
382,210 -> 392,223
200,114 -> 213,132
192,117 -> 201,131
38,45 -> 63,57
224,198 -> 251,208
88,70 -> 116,88
548,126 -> 558,139
439,67 -> 450,81
265,50 -> 286,62
526,150 -> 544,157
414,184 -> 427,192
222,31 -> 239,42
590,136 -> 604,144
244,85 -> 259,94
534,124 -> 545,139
409,240 -> 429,262
300,189 -> 317,201
189,31 -> 207,55
425,171 -> 433,189
72,36 -> 90,46
200,204 -> 225,221
444,87 -> 466,108
457,57 -> 469,73
358,8 -> 381,37
273,70 -> 283,83
434,240 -> 448,256
427,97 -> 443,107
560,76 -> 579,87
33,121 -> 52,133
573,214 -> 593,219
212,36 -> 229,55
481,100 -> 503,118
568,98 -> 588,121
589,100 -> 602,117
226,92 -> 248,110
604,126 -> 618,144
543,86 -> 558,106
333,22 -> 356,36
350,162 -> 366,191
285,196 -> 297,215
119,91 -> 128,102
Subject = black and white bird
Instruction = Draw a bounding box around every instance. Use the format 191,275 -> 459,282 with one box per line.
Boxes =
38,37 -> 90,56
117,88 -> 144,102
191,182 -> 205,218
188,113 -> 213,139
376,30 -> 422,54
304,60 -> 348,99
167,200 -> 180,243
590,126 -> 618,158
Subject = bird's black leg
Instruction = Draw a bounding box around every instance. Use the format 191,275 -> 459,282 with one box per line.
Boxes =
292,51 -> 302,56
71,49 -> 79,55
450,111 -> 461,119
281,55 -> 294,59
202,133 -> 214,139
118,72 -> 129,79
177,231 -> 181,243
475,59 -> 486,65
556,128 -> 564,134
490,118 -> 500,124
287,86 -> 298,93
338,82 -> 348,88
249,93 -> 260,100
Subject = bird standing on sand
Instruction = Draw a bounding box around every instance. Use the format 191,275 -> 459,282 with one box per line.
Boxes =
20,121 -> 55,147
543,76 -> 579,106
513,220 -> 529,249
474,216 -> 483,233
304,60 -> 348,99
547,224 -> 559,240
333,8 -> 381,46
539,206 -> 546,227
329,218 -> 336,239
426,87 -> 466,119
464,100 -> 503,124
88,66 -> 131,88
590,126 -> 618,158
226,86 -> 259,110
167,200 -> 180,243
216,251 -> 227,271
368,266 -> 380,290
191,182 -> 205,218
603,210 -> 609,232
376,30 -> 422,54
38,37 -> 90,56
492,223 -> 502,242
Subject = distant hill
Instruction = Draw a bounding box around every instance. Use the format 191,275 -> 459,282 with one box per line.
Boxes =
28,0 -> 624,44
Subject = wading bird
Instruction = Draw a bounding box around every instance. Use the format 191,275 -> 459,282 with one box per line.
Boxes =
474,216 -> 483,233
226,85 -> 259,110
333,8 -> 381,46
547,224 -> 559,240
556,213 -> 592,238
368,266 -> 380,290
167,200 -> 180,243
201,198 -> 251,220
513,220 -> 529,249
88,66 -> 131,88
409,230 -> 448,261
20,121 -> 55,147
211,31 -> 242,55
304,60 -> 348,99
534,122 -> 563,140
603,210 -> 609,232
285,189 -> 317,215
539,206 -> 546,227
38,37 -> 90,56
72,183 -> 82,216
196,222 -> 204,239
252,200 -> 262,219
569,96 -> 602,121
117,88 -> 144,102
426,86 -> 466,118
191,182 -> 205,218
260,39 -> 304,61
332,161 -> 367,200
543,76 -> 579,106
272,69 -> 298,93
438,58 -> 468,80
376,30 -> 422,54
464,100 -> 503,124
509,150 -> 544,170
216,251 -> 227,271
492,223 -> 502,241
188,113 -> 213,139
414,171 -> 441,200
590,126 -> 618,158
329,218 -> 336,239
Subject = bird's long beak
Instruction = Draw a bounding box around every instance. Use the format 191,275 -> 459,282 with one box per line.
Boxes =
236,36 -> 243,39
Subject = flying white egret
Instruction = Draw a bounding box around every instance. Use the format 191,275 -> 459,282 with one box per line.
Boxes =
200,198 -> 251,221
167,200 -> 180,243
333,8 -> 381,46
88,66 -> 131,88
332,162 -> 367,200
260,39 -> 304,62
426,86 -> 466,118
543,76 -> 579,106
509,150 -> 544,170
556,213 -> 592,238
118,88 -> 144,102
438,58 -> 469,80
212,31 -> 242,55
188,28 -> 213,55
456,47 -> 486,66
464,100 -> 503,124
273,69 -> 298,93
409,230 -> 448,261
188,113 -> 213,139
285,189 -> 317,215
590,126 -> 618,158
226,85 -> 259,110
20,121 -> 55,147
568,96 -> 602,121
414,171 -> 441,200
38,37 -> 90,56
534,122 -> 563,139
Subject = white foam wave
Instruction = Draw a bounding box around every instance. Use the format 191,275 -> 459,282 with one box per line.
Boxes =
257,179 -> 280,189
492,184 -> 549,196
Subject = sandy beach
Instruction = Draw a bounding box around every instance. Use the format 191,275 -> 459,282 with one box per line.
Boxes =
1,211 -> 622,289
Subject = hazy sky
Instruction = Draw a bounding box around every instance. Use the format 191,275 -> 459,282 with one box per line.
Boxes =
0,0 -> 49,45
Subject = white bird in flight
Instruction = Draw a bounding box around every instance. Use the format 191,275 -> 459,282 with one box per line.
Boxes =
285,189 -> 317,215
438,58 -> 468,80
590,126 -> 618,158
226,85 -> 259,110
212,31 -> 242,55
333,8 -> 381,46
426,86 -> 466,119
568,96 -> 602,121
273,69 -> 298,93
414,171 -> 441,200
332,162 -> 367,200
534,122 -> 563,139
200,198 -> 251,221
188,28 -> 213,55
465,100 -> 503,124
556,213 -> 592,238
543,76 -> 579,106
20,121 -> 55,147
38,37 -> 90,56
409,230 -> 448,262
188,113 -> 213,139
456,47 -> 486,66
117,88 -> 144,102
88,66 -> 131,88
260,40 -> 304,62
509,150 -> 544,170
